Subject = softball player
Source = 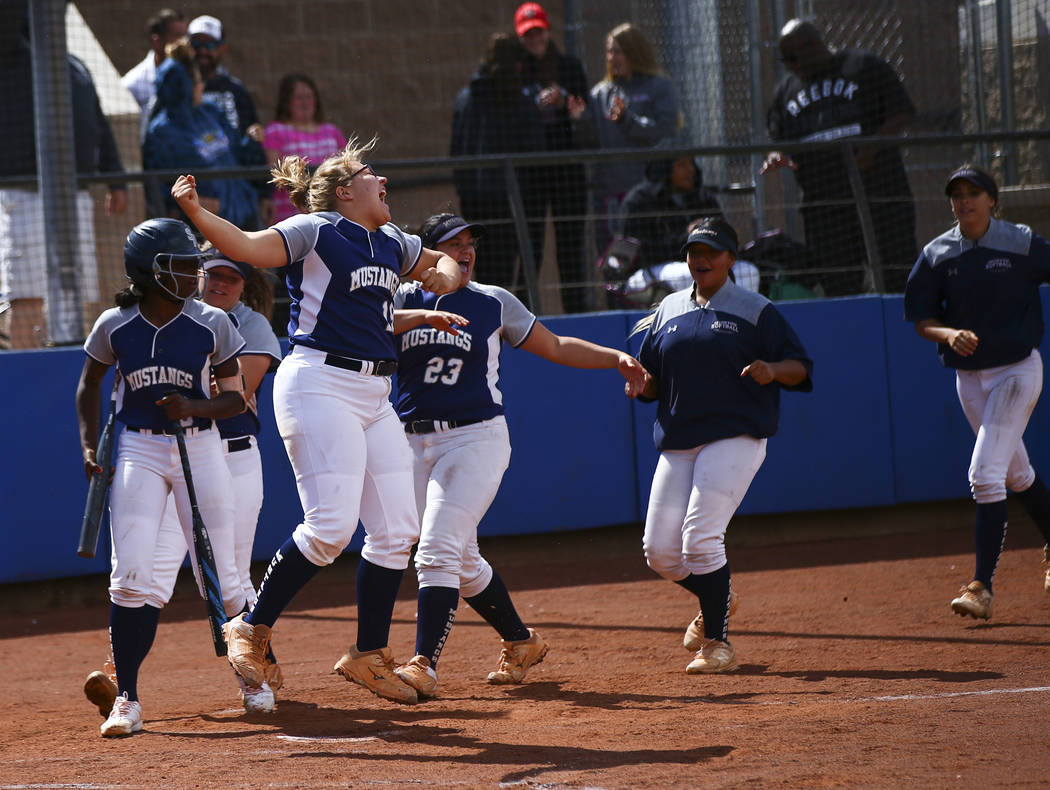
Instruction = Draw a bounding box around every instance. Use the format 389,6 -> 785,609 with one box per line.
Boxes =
387,213 -> 646,698
635,217 -> 812,674
83,256 -> 283,716
905,165 -> 1050,619
75,218 -> 248,737
171,137 -> 461,705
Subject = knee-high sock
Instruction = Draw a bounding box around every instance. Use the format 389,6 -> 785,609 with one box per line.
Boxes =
246,537 -> 320,628
975,500 -> 1009,592
463,570 -> 530,642
356,559 -> 404,652
1014,474 -> 1050,544
415,586 -> 459,667
675,563 -> 732,642
109,603 -> 160,702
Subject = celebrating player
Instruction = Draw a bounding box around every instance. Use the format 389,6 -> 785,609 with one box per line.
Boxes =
634,217 -> 813,673
171,137 -> 461,705
75,218 -> 249,736
905,165 -> 1050,619
388,213 -> 647,698
83,255 -> 283,717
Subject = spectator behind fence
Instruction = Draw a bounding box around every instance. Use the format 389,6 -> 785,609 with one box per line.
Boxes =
143,42 -> 263,231
264,74 -> 346,225
121,8 -> 188,220
451,33 -> 545,297
188,14 -> 267,223
620,155 -> 723,273
0,6 -> 127,349
121,9 -> 187,118
762,18 -> 917,296
569,22 -> 679,254
515,2 -> 590,313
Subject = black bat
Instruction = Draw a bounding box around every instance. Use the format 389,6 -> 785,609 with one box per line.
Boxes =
78,377 -> 119,559
171,419 -> 228,657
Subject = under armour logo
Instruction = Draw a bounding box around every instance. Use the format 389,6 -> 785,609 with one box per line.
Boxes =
667,324 -> 678,333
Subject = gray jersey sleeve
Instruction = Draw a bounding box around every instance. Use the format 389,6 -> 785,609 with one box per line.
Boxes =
274,212 -> 324,264
230,303 -> 282,363
83,307 -> 132,365
393,281 -> 420,309
493,287 -> 537,347
190,301 -> 245,365
380,223 -> 424,277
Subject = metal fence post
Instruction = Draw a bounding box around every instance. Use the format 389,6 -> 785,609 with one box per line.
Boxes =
503,159 -> 543,314
841,143 -> 884,293
30,0 -> 82,345
996,0 -> 1016,185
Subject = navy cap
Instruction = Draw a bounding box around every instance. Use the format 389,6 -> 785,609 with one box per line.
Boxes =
203,255 -> 253,280
681,221 -> 739,257
420,214 -> 486,248
945,166 -> 999,202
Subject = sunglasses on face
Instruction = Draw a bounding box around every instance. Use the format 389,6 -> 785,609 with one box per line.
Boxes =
346,163 -> 375,183
191,37 -> 221,51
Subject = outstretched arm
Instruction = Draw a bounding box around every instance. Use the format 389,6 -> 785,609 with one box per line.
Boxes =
172,174 -> 287,268
520,322 -> 647,397
393,309 -> 469,335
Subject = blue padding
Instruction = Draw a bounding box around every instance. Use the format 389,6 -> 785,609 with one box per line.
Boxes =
479,313 -> 640,536
8,291 -> 1050,584
884,295 -> 974,502
0,348 -> 112,582
631,297 -> 896,520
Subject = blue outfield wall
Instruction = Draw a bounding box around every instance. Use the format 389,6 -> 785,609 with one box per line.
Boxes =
5,290 -> 1050,584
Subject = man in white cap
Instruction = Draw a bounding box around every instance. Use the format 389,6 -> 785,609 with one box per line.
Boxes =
187,14 -> 261,141
187,14 -> 266,229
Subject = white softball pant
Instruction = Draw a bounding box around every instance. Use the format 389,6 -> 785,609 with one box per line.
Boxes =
407,417 -> 512,596
108,428 -> 244,616
274,346 -> 419,568
956,349 -> 1042,503
146,436 -> 264,609
643,435 -> 767,579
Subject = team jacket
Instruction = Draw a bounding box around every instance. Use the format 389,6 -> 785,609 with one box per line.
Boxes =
84,299 -> 245,432
393,281 -> 536,423
276,212 -> 422,362
904,218 -> 1050,370
639,279 -> 813,451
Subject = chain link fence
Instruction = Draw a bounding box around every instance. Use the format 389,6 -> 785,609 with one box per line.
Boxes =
4,0 -> 1050,348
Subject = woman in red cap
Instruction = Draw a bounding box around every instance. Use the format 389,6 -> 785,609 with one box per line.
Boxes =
514,2 -> 591,313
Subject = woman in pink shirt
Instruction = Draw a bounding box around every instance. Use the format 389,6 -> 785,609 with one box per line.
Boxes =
264,74 -> 347,224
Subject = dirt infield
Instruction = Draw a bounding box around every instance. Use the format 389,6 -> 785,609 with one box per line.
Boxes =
3,499 -> 1049,789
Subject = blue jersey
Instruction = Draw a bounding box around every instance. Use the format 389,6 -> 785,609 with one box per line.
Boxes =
275,212 -> 423,360
904,218 -> 1050,370
84,299 -> 245,432
216,302 -> 283,439
638,280 -> 813,451
393,281 -> 536,422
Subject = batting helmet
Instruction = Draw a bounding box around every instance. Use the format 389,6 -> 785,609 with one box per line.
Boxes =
123,218 -> 206,299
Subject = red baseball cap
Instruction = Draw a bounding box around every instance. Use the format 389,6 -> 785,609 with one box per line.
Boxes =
515,2 -> 549,36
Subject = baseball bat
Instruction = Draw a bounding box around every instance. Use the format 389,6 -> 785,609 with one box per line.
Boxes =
171,419 -> 228,657
77,377 -> 119,559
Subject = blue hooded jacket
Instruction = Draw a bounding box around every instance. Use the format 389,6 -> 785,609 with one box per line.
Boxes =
144,58 -> 261,230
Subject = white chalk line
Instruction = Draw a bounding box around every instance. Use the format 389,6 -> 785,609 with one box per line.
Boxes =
860,685 -> 1050,703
